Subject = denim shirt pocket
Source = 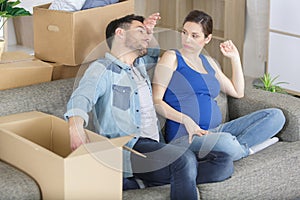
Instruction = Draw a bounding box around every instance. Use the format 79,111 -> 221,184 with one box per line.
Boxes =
112,84 -> 131,111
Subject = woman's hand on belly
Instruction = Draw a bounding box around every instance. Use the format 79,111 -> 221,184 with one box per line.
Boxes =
182,115 -> 210,143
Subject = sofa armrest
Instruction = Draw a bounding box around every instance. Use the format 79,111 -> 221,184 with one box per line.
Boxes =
228,76 -> 300,142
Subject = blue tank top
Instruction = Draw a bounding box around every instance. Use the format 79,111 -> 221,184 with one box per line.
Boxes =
164,50 -> 222,142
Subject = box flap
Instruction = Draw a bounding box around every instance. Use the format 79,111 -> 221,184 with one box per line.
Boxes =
107,135 -> 134,147
0,111 -> 46,125
0,51 -> 34,64
68,135 -> 133,158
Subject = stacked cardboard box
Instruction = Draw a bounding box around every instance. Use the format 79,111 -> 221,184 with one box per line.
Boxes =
0,51 -> 53,90
33,0 -> 134,66
47,62 -> 90,81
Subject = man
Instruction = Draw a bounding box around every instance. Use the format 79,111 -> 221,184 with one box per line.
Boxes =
64,13 -> 233,200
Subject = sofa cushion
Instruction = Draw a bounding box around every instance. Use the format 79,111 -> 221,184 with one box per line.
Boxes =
0,78 -> 75,119
0,160 -> 40,200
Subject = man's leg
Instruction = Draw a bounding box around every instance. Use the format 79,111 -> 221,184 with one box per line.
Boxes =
131,138 -> 198,200
196,151 -> 234,184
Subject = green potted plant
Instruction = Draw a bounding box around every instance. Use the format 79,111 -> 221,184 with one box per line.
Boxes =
0,0 -> 31,59
253,73 -> 289,94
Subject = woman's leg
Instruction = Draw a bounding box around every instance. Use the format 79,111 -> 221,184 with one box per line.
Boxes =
217,108 -> 285,148
172,133 -> 248,161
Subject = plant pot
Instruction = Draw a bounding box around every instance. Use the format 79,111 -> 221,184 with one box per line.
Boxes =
0,39 -> 5,61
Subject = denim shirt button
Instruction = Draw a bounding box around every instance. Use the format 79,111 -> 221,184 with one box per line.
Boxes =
137,126 -> 140,129
136,110 -> 139,112
135,92 -> 138,95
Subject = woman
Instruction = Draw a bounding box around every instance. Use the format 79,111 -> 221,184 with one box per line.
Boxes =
152,10 -> 285,161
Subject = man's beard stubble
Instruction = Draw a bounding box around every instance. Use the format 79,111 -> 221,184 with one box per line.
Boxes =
125,35 -> 148,57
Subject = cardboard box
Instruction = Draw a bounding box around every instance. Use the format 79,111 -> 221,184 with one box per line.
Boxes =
0,51 -> 53,90
0,111 -> 133,200
33,0 -> 134,66
48,61 -> 90,81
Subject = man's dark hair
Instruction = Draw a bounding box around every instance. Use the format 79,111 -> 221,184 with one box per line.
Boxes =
106,14 -> 145,49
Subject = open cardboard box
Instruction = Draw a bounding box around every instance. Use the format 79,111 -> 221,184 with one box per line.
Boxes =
33,0 -> 134,66
0,111 -> 136,199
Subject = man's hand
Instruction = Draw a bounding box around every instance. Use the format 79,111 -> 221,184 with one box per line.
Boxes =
68,116 -> 90,151
182,115 -> 209,143
144,12 -> 161,34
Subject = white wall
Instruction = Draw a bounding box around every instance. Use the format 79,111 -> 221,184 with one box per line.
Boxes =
243,0 -> 269,78
267,0 -> 300,94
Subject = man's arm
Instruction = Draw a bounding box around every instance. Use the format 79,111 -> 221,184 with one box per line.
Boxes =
64,61 -> 107,150
68,116 -> 89,151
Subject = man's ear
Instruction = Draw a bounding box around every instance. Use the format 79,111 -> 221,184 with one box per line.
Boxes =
205,34 -> 212,44
115,27 -> 125,39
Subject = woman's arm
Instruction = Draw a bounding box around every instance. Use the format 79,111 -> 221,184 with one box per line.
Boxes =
208,40 -> 244,98
141,13 -> 161,70
152,50 -> 208,143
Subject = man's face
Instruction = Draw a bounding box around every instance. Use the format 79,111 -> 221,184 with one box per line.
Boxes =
124,20 -> 150,56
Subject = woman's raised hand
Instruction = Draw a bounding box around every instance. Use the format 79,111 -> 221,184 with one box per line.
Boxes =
144,13 -> 161,34
220,40 -> 240,59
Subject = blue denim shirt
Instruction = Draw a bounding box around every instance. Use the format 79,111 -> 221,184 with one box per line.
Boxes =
64,48 -> 159,177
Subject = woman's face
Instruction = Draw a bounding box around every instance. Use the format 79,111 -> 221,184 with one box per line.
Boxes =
181,21 -> 211,53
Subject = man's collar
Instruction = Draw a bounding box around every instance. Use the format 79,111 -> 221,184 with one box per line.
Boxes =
105,52 -> 131,69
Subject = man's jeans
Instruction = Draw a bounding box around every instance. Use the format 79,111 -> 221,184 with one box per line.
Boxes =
180,108 -> 286,161
130,138 -> 234,200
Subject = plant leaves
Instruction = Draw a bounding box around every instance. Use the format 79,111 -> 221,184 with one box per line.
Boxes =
0,0 -> 31,19
259,73 -> 289,94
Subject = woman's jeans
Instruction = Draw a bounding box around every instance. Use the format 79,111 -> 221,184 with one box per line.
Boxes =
173,108 -> 286,161
131,138 -> 234,200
